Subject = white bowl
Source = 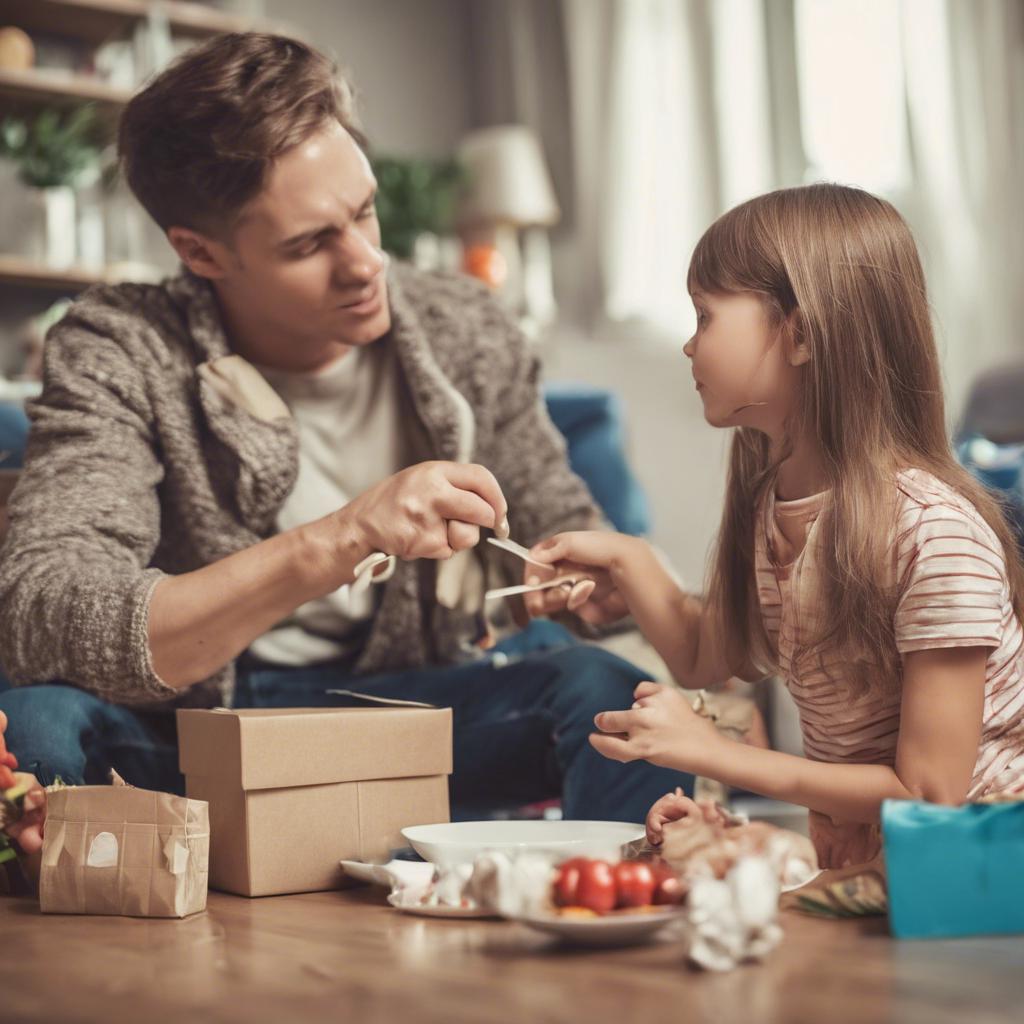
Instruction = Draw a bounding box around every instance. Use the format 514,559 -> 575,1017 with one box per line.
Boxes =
401,820 -> 645,866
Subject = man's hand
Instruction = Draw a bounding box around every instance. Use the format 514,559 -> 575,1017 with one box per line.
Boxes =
590,681 -> 727,772
341,461 -> 509,562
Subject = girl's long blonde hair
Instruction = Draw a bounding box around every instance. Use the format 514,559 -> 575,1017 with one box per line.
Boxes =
689,184 -> 1024,691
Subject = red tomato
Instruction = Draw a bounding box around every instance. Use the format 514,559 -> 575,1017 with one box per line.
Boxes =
575,859 -> 617,914
613,861 -> 656,908
553,857 -> 588,907
650,862 -> 686,906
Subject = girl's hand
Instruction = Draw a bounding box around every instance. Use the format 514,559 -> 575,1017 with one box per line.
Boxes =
590,681 -> 727,773
1,709 -> 46,858
645,787 -> 703,845
646,788 -> 736,844
4,773 -> 45,855
522,531 -> 638,623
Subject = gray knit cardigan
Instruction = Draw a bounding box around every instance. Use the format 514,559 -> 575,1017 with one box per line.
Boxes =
0,263 -> 599,708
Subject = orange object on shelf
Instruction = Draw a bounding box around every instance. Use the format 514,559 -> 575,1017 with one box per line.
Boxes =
463,244 -> 507,290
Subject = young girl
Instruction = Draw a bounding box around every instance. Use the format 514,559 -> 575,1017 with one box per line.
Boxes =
526,183 -> 1024,869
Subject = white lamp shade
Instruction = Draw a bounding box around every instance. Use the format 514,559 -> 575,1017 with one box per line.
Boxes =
457,125 -> 560,228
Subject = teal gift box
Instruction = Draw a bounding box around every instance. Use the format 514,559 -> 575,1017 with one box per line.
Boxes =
882,798 -> 1024,939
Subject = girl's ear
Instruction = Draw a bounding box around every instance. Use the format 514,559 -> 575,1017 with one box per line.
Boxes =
786,309 -> 811,367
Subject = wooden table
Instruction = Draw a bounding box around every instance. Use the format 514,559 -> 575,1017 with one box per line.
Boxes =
2,886 -> 1022,1023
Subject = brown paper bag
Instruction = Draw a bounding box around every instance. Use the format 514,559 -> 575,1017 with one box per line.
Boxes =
39,780 -> 209,918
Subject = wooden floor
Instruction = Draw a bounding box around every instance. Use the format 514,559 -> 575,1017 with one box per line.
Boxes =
3,885 -> 1022,1024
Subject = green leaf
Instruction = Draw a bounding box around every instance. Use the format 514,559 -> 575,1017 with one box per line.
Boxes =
1,105 -> 102,188
370,154 -> 465,258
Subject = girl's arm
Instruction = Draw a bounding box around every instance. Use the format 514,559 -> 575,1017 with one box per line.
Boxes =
592,646 -> 987,823
612,540 -> 759,689
529,532 -> 758,689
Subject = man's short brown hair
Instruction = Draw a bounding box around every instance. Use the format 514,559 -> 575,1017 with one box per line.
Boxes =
118,32 -> 364,234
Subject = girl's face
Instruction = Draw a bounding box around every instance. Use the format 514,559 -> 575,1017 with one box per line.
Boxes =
683,290 -> 807,434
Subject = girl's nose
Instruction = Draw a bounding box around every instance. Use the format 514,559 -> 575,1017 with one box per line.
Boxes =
683,335 -> 696,359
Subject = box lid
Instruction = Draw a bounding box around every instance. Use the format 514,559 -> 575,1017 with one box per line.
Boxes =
176,706 -> 453,791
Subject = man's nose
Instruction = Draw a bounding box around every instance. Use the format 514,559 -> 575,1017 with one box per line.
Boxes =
334,230 -> 386,285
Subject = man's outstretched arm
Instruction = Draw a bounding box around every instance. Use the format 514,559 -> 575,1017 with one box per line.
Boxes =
0,316 -> 508,699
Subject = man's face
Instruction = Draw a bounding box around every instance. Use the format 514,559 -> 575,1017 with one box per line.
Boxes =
216,121 -> 391,360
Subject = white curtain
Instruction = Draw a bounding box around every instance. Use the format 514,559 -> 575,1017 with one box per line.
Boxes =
562,0 -> 787,333
899,0 -> 1024,416
559,0 -> 1024,416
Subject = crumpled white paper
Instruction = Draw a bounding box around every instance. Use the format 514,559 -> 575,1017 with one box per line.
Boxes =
343,853 -> 557,914
684,856 -> 783,971
465,852 -> 556,917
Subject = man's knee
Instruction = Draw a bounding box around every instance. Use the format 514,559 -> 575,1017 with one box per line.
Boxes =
0,684 -> 101,784
544,644 -> 648,718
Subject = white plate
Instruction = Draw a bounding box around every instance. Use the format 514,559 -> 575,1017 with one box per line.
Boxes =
401,820 -> 646,866
389,899 -> 496,919
512,907 -> 685,947
339,859 -> 434,888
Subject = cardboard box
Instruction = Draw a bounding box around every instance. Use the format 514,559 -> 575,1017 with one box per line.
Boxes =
176,705 -> 452,897
40,781 -> 209,918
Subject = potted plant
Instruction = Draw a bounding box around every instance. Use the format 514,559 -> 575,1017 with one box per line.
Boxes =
0,106 -> 102,268
371,156 -> 463,266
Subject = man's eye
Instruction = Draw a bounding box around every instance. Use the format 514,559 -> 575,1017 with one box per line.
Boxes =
291,241 -> 321,258
357,204 -> 376,220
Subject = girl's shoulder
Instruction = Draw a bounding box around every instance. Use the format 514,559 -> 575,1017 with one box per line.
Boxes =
893,467 -> 1005,569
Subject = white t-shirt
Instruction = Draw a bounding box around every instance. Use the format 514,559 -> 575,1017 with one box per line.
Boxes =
248,340 -> 407,665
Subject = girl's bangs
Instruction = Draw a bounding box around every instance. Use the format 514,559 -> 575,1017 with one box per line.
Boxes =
686,208 -> 760,298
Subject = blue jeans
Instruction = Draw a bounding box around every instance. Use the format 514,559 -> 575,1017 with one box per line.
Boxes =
0,623 -> 693,822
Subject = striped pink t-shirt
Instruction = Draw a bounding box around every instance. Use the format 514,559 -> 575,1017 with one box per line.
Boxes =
755,468 -> 1024,868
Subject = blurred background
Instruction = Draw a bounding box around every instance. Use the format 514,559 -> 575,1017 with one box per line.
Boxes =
0,0 -> 1020,599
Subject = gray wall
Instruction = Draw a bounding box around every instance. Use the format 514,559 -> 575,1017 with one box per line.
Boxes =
264,0 -> 477,157
0,0 -> 481,369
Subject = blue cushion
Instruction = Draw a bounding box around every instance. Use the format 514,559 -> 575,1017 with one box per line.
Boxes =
545,385 -> 651,536
956,435 -> 1024,553
0,402 -> 29,470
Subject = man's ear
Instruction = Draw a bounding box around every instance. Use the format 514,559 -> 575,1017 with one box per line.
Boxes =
786,309 -> 811,367
167,226 -> 232,280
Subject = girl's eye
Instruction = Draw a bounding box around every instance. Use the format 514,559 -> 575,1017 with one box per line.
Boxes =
696,310 -> 709,327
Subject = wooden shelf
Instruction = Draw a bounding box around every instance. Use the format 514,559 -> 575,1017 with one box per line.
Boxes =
0,255 -> 110,291
160,1 -> 271,38
0,1 -> 273,44
0,66 -> 131,110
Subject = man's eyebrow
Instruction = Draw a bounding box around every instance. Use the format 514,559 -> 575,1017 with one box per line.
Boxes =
278,225 -> 330,249
277,187 -> 378,249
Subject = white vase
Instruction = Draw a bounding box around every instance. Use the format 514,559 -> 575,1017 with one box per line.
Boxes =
75,183 -> 105,270
38,185 -> 77,269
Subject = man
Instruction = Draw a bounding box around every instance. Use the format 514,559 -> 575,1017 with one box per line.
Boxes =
0,33 -> 693,848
